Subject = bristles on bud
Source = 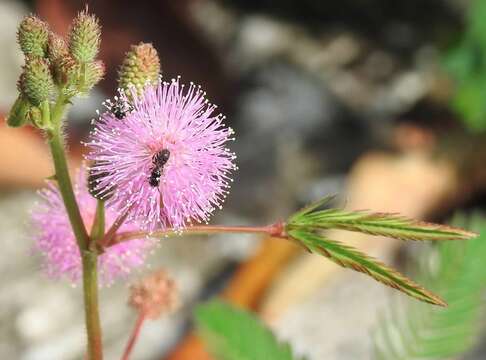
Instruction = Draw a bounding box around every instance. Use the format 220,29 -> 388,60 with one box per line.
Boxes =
78,60 -> 105,94
17,15 -> 49,58
19,57 -> 54,106
118,43 -> 160,95
47,32 -> 69,64
68,9 -> 101,63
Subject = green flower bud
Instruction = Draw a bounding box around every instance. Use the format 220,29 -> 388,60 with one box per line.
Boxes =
7,96 -> 31,127
17,15 -> 49,58
118,43 -> 160,95
68,9 -> 101,63
77,60 -> 105,94
19,57 -> 54,106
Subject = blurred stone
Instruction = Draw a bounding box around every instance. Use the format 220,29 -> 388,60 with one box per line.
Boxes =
273,267 -> 391,360
230,62 -> 371,217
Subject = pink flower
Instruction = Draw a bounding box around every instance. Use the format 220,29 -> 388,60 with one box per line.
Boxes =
86,78 -> 236,231
32,167 -> 154,284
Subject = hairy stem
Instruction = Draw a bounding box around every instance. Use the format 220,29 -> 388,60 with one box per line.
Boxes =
109,222 -> 286,247
46,94 -> 103,359
46,95 -> 89,249
121,312 -> 146,360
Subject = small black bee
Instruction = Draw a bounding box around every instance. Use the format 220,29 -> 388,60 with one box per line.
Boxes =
149,149 -> 170,187
111,99 -> 133,120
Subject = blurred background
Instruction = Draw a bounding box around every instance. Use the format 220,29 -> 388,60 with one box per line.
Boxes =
1,0 -> 486,359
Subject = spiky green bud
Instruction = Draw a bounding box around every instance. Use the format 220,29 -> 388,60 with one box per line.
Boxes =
17,15 -> 49,58
68,10 -> 101,63
118,43 -> 160,94
78,60 -> 105,94
19,58 -> 54,106
7,96 -> 31,127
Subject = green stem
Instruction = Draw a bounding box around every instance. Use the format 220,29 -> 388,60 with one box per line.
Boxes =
45,94 -> 103,359
90,200 -> 105,243
47,95 -> 89,250
41,100 -> 50,130
82,251 -> 103,360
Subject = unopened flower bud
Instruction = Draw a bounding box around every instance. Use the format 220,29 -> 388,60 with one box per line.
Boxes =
19,58 -> 54,106
68,9 -> 101,63
128,269 -> 179,319
7,96 -> 31,127
47,32 -> 69,63
17,15 -> 49,58
118,43 -> 160,95
53,55 -> 79,91
78,60 -> 105,94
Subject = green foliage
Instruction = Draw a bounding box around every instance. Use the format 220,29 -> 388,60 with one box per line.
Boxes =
444,0 -> 486,131
288,202 -> 475,242
7,96 -> 32,128
195,300 -> 297,360
288,229 -> 446,306
285,198 -> 477,306
374,214 -> 486,359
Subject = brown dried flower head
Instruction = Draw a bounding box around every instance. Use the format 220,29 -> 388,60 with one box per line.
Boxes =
128,269 -> 179,319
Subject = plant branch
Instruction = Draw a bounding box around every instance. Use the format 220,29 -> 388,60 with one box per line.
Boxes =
46,93 -> 103,359
46,94 -> 89,250
121,312 -> 146,360
99,204 -> 133,248
90,200 -> 105,246
82,251 -> 103,360
108,222 -> 286,247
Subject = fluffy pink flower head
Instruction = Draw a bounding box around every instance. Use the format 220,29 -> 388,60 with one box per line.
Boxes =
86,78 -> 236,231
32,167 -> 154,284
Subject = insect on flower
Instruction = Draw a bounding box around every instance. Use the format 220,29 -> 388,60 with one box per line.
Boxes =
87,78 -> 237,231
102,93 -> 133,120
149,149 -> 170,187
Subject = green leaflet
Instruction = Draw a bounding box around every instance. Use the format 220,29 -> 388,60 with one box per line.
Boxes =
288,199 -> 477,242
287,229 -> 446,307
195,300 -> 297,360
284,198 -> 477,306
374,214 -> 486,359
